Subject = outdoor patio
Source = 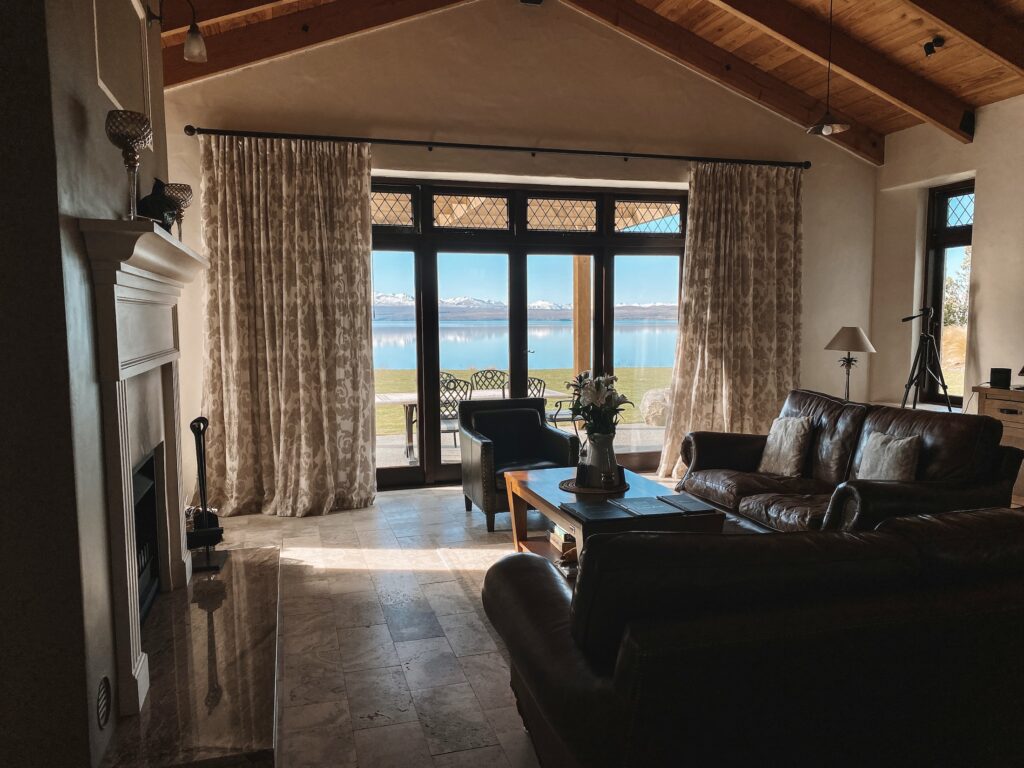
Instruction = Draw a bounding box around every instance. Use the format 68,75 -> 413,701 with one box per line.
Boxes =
375,422 -> 668,469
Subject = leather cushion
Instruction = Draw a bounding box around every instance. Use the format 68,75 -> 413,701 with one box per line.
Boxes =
495,459 -> 562,489
852,405 -> 1003,483
683,469 -> 832,512
779,390 -> 869,485
738,493 -> 833,532
472,408 -> 544,465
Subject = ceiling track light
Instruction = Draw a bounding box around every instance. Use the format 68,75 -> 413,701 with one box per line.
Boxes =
146,0 -> 207,64
807,0 -> 850,138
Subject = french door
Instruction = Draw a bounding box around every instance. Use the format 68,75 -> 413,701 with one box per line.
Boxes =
370,182 -> 686,489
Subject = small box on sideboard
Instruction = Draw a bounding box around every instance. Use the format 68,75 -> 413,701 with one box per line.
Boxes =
972,385 -> 1024,505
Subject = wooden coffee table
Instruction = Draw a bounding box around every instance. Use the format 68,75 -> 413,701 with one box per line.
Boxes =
504,466 -> 725,564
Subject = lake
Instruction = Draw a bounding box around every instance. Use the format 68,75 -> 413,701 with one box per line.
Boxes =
372,320 -> 678,370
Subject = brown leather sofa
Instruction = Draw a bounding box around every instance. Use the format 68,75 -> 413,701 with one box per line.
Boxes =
482,507 -> 1024,768
680,389 -> 1023,532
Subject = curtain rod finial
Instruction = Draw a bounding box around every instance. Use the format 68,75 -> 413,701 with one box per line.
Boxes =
184,124 -> 197,136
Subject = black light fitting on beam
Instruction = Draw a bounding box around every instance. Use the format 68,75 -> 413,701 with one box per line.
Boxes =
923,35 -> 945,57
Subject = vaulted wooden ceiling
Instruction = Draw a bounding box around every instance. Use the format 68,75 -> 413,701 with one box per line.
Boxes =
160,0 -> 1024,165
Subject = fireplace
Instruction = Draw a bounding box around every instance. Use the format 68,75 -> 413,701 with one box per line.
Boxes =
133,452 -> 160,623
80,218 -> 208,715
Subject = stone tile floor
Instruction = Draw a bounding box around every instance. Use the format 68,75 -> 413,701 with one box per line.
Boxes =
218,483 -> 606,768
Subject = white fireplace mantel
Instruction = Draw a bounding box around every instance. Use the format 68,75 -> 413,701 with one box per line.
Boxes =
80,218 -> 207,716
80,218 -> 208,286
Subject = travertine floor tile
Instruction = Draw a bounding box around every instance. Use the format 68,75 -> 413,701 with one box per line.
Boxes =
336,624 -> 400,672
354,721 -> 434,768
346,665 -> 418,730
411,682 -> 498,755
397,636 -> 468,691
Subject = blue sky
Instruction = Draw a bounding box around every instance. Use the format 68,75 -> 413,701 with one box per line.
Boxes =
372,251 -> 680,305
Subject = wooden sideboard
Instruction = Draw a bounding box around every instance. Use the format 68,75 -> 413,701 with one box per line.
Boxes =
973,386 -> 1024,506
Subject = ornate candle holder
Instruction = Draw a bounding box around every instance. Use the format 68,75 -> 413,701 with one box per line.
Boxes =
163,183 -> 193,240
105,110 -> 153,220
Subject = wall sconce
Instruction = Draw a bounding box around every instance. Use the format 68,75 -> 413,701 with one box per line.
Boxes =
146,0 -> 207,63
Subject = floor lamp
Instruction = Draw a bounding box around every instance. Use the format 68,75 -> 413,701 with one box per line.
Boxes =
825,326 -> 876,401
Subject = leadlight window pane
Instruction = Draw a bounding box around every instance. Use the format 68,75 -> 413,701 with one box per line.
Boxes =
945,193 -> 974,227
371,191 -> 414,227
433,194 -> 509,229
615,201 -> 682,234
527,198 -> 597,232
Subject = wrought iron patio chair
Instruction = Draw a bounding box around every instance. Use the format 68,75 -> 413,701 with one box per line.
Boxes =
470,369 -> 509,398
526,377 -> 546,398
440,377 -> 473,446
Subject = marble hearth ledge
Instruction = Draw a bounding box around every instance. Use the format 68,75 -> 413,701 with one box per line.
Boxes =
102,548 -> 279,768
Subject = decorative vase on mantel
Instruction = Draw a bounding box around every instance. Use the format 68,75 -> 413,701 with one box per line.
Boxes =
582,432 -> 619,489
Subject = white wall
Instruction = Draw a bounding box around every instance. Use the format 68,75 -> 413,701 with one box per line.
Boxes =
165,0 -> 878,488
869,94 -> 1024,407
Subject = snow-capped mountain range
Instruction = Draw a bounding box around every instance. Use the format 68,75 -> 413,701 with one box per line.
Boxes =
373,292 -> 671,309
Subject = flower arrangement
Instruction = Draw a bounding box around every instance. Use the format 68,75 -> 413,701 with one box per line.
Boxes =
565,372 -> 632,436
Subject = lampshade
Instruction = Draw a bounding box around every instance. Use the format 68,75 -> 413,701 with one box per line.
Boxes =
825,326 -> 876,353
806,113 -> 851,136
184,23 -> 207,63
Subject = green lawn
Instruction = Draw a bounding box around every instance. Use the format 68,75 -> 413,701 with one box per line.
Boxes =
374,367 -> 673,435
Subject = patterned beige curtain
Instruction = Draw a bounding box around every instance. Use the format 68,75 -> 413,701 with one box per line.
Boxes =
198,135 -> 376,516
658,162 -> 803,478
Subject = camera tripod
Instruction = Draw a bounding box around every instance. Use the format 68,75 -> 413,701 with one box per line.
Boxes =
901,307 -> 952,412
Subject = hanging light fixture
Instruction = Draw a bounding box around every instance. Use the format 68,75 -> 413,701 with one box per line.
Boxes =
807,0 -> 850,137
147,0 -> 207,64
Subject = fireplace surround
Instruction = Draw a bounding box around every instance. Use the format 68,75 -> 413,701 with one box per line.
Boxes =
80,219 -> 208,715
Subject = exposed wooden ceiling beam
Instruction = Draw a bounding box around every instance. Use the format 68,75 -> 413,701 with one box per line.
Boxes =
160,0 -> 284,32
901,0 -> 1024,78
163,0 -> 473,87
703,0 -> 975,143
563,0 -> 884,164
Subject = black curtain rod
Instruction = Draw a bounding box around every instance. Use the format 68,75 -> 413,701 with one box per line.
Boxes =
183,125 -> 812,170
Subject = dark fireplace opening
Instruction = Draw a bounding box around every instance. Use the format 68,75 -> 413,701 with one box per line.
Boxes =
133,453 -> 160,623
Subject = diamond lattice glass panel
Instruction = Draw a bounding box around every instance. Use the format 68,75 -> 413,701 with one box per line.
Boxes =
527,198 -> 597,232
433,195 -> 509,229
615,201 -> 682,234
945,194 -> 974,227
371,191 -> 414,227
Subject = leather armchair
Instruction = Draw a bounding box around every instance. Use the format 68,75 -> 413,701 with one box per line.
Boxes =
460,398 -> 579,532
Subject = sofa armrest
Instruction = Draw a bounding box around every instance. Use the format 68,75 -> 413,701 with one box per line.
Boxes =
537,424 -> 581,466
482,554 -> 620,767
822,479 -> 1016,531
681,431 -> 768,475
460,426 -> 494,510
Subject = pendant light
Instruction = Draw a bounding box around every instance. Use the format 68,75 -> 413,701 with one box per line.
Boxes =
147,0 -> 208,64
807,0 -> 850,136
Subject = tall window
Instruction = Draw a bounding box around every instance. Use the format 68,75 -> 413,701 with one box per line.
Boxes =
924,180 -> 974,404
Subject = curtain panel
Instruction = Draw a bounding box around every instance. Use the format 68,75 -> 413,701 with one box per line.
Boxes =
198,135 -> 376,516
658,162 -> 803,478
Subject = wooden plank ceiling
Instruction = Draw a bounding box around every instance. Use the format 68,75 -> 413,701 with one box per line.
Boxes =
160,0 -> 1024,165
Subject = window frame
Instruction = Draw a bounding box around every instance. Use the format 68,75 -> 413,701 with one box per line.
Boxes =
370,179 -> 687,486
921,179 -> 974,407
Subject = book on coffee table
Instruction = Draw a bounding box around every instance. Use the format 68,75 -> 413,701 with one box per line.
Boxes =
657,493 -> 717,514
